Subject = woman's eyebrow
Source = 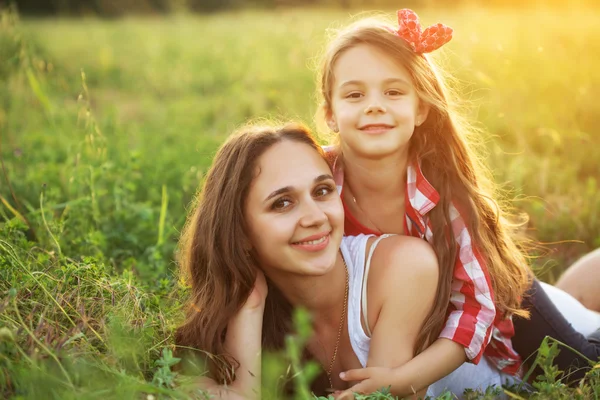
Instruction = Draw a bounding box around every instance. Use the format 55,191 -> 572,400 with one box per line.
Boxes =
264,174 -> 334,202
315,174 -> 334,183
264,186 -> 292,202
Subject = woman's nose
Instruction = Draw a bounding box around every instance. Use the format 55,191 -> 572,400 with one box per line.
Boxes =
298,198 -> 327,228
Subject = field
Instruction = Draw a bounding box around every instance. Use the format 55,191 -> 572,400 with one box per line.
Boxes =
1,4 -> 599,399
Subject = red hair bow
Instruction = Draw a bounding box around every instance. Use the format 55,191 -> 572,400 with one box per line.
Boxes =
396,9 -> 453,53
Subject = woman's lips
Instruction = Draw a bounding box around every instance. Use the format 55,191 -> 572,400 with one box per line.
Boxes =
291,233 -> 331,252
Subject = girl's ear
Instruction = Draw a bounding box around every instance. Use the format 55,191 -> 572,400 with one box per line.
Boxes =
416,101 -> 431,127
325,107 -> 339,133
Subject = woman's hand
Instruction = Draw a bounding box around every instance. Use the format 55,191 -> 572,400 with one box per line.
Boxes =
223,269 -> 267,400
242,269 -> 268,311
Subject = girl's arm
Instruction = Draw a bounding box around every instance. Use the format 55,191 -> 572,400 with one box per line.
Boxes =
198,272 -> 267,399
338,236 -> 439,398
339,203 -> 497,397
339,339 -> 465,398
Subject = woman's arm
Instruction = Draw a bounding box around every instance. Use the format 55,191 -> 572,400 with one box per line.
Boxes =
198,272 -> 267,399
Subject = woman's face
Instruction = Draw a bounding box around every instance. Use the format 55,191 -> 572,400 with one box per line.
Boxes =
244,140 -> 344,279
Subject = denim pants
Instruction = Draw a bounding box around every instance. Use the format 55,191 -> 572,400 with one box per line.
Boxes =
512,278 -> 600,383
428,279 -> 600,397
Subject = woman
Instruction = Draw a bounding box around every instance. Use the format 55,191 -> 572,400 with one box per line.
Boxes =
175,122 -> 524,399
175,122 -> 599,399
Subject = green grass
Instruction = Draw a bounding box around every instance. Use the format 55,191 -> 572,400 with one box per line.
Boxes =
1,4 -> 599,399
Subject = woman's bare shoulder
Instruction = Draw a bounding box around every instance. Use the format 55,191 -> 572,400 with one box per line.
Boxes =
366,235 -> 439,311
371,235 -> 438,275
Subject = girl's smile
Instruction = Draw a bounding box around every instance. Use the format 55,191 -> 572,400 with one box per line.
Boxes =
327,44 -> 429,160
358,123 -> 397,135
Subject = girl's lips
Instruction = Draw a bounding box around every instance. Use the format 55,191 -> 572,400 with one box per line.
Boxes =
359,125 -> 395,134
291,234 -> 331,252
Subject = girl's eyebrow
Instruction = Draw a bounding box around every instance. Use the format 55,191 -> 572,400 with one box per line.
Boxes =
339,80 -> 363,88
339,78 -> 410,88
263,174 -> 334,202
382,77 -> 411,86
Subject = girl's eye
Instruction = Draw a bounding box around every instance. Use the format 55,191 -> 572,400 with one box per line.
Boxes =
314,185 -> 334,198
271,198 -> 292,211
345,92 -> 363,99
386,89 -> 404,96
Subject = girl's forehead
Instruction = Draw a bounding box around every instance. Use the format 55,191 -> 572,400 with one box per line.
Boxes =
332,44 -> 412,84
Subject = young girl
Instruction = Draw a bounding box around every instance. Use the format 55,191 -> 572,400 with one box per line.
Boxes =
175,123 -> 442,399
317,9 -> 600,396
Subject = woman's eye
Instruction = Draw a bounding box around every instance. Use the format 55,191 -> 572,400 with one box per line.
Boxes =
314,185 -> 334,198
271,198 -> 292,211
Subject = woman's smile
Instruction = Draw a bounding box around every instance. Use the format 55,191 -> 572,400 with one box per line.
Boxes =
291,231 -> 331,252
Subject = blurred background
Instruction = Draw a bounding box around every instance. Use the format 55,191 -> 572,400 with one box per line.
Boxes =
0,0 -> 599,398
1,0 -> 599,277
6,0 -> 600,15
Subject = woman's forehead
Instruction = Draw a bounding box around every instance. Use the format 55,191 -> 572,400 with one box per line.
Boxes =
250,141 -> 330,194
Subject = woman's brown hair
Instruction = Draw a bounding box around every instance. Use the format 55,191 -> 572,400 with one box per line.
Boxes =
318,18 -> 532,354
175,122 -> 326,384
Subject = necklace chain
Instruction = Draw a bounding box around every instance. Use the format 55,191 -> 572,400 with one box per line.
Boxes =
352,195 -> 382,233
323,250 -> 349,390
346,183 -> 382,233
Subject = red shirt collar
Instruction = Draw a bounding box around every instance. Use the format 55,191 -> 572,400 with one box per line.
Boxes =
332,155 -> 440,217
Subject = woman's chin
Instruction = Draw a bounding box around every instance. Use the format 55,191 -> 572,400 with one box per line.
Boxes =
301,250 -> 340,276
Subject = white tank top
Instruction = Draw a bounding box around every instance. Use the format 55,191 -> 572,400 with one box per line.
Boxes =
340,234 -> 393,367
340,235 -> 501,399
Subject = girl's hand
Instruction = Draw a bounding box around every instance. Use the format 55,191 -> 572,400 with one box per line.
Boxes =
335,367 -> 396,399
332,390 -> 353,400
242,270 -> 268,311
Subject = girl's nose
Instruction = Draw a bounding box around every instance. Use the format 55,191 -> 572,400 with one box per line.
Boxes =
363,103 -> 387,114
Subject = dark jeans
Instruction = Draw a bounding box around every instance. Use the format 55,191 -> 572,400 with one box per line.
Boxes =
512,278 -> 600,383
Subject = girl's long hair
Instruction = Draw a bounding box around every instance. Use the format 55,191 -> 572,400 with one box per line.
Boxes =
175,122 -> 325,384
318,18 -> 532,354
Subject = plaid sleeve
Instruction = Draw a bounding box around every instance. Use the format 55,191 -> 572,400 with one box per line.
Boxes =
438,203 -> 497,364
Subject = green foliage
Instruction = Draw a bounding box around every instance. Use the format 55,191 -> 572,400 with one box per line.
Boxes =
153,348 -> 182,388
0,4 -> 599,400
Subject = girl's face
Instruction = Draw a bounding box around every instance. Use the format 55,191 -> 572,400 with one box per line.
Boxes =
244,140 -> 344,279
327,44 -> 429,159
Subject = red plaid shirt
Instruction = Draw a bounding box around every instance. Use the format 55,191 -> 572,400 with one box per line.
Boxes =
332,158 -> 522,375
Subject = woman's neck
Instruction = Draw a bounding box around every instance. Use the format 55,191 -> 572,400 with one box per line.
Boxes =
267,252 -> 347,326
